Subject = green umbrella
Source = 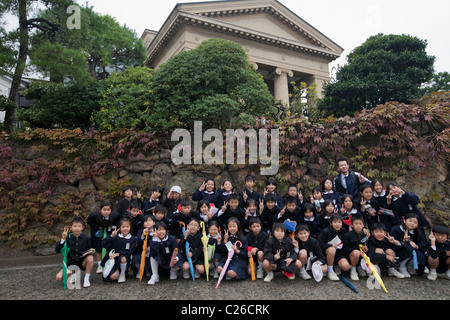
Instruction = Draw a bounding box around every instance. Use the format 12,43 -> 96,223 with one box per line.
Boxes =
101,228 -> 107,259
60,231 -> 70,290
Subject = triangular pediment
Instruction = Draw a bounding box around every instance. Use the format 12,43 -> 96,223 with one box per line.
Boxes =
178,0 -> 343,53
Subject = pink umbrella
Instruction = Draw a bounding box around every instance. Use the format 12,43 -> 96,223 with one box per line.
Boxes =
215,241 -> 242,289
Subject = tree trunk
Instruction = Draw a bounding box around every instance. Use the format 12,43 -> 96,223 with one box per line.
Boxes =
5,0 -> 29,133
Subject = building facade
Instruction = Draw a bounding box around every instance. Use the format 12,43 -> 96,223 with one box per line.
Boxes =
141,0 -> 343,106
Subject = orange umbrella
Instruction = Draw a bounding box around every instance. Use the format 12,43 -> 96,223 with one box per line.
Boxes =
248,246 -> 256,281
139,231 -> 149,282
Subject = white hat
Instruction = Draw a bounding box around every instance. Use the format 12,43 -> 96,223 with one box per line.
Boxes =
312,262 -> 323,282
171,186 -> 182,194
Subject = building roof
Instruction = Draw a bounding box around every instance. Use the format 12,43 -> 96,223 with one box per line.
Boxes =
144,0 -> 343,68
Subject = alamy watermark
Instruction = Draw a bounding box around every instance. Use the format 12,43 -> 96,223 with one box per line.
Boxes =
66,5 -> 81,30
171,121 -> 279,175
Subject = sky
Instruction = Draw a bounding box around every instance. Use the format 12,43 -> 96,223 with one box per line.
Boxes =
72,0 -> 450,74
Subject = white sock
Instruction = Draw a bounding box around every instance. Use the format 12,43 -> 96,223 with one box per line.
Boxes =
429,268 -> 436,274
258,261 -> 263,270
400,258 -> 410,268
84,273 -> 90,280
120,263 -> 127,274
327,265 -> 334,273
150,257 -> 159,277
351,266 -> 356,272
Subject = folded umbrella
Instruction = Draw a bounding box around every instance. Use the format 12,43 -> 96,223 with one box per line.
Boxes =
359,244 -> 388,293
139,231 -> 148,282
338,274 -> 358,293
216,241 -> 242,289
169,248 -> 179,268
248,246 -> 256,281
60,230 -> 70,290
412,250 -> 419,270
179,221 -> 195,282
101,228 -> 107,260
200,221 -> 210,281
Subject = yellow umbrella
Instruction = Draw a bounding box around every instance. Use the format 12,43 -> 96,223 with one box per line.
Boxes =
248,246 -> 256,281
200,221 -> 209,281
359,244 -> 388,293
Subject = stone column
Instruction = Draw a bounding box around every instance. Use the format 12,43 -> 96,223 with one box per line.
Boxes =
272,67 -> 293,106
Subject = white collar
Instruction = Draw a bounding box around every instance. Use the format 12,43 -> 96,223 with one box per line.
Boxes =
204,190 -> 215,195
118,233 -> 131,239
304,216 -> 315,222
374,190 -> 386,197
152,235 -> 168,242
323,190 -> 334,194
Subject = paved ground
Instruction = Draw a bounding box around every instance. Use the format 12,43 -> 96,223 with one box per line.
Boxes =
0,251 -> 449,302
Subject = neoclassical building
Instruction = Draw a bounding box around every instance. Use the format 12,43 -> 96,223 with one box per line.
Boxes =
141,0 -> 343,105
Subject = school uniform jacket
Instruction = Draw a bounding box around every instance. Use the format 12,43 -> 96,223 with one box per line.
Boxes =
317,225 -> 347,253
342,229 -> 369,256
246,231 -> 269,251
333,171 -> 369,201
216,235 -> 249,279
390,224 -> 427,253
100,233 -> 137,266
275,207 -> 302,223
116,197 -> 133,218
323,191 -> 341,209
298,215 -> 321,239
294,236 -> 326,265
260,205 -> 281,233
386,192 -> 430,229
425,239 -> 450,260
180,232 -> 204,263
142,198 -> 160,214
214,206 -> 245,231
149,234 -> 182,268
366,236 -> 402,264
192,189 -> 218,205
86,210 -> 120,250
55,233 -> 92,266
263,236 -> 297,264
171,210 -> 201,238
238,189 -> 260,208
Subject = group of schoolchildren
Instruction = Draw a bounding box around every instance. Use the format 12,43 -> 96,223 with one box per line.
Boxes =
55,158 -> 450,289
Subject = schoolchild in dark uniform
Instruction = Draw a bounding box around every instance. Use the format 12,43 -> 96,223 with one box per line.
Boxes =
283,184 -> 304,207
147,221 -> 183,285
206,220 -> 223,278
163,186 -> 182,235
171,200 -> 200,240
275,196 -> 301,224
292,224 -> 327,280
343,215 -> 370,280
340,194 -> 364,232
115,186 -> 136,218
215,180 -> 236,208
426,224 -> 450,280
260,178 -> 284,208
216,217 -> 249,281
192,178 -> 218,205
180,218 -> 206,279
385,182 -> 430,232
132,214 -> 156,278
390,213 -> 427,277
246,217 -> 269,279
153,204 -> 171,227
298,202 -> 321,239
126,200 -> 143,237
317,200 -> 336,234
86,200 -> 120,273
142,186 -> 164,214
242,199 -> 259,235
372,179 -> 387,208
367,222 -> 405,278
322,177 -> 341,210
317,213 -> 350,281
262,222 -> 300,282
238,175 -> 260,208
55,217 -> 94,288
100,218 -> 137,283
214,194 -> 245,231
259,194 -> 281,234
